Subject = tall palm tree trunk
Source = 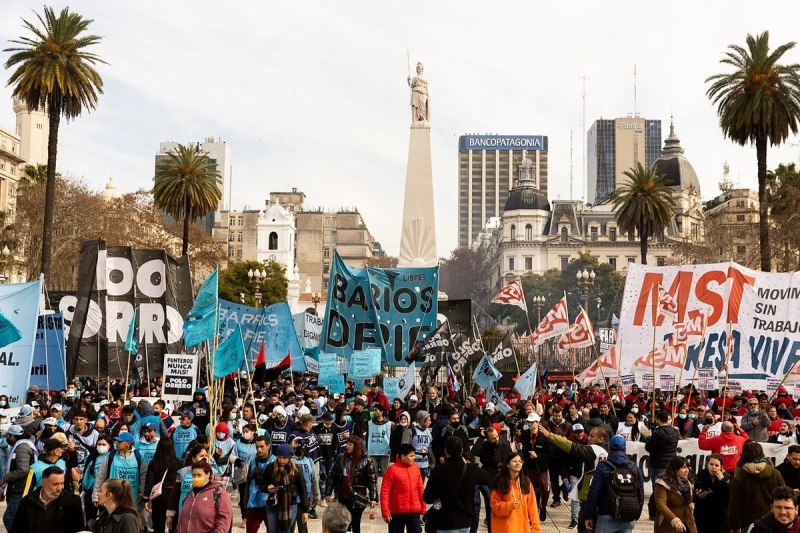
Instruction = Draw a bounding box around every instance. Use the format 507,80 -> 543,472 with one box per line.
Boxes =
757,135 -> 771,272
639,225 -> 648,265
40,106 -> 61,280
182,196 -> 190,256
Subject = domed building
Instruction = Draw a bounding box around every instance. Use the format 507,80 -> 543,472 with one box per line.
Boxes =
488,120 -> 705,291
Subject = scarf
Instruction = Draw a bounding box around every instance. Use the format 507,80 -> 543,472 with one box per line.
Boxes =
765,514 -> 800,533
659,470 -> 692,503
276,466 -> 292,527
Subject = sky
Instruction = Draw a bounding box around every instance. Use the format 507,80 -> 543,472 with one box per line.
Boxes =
2,1 -> 800,258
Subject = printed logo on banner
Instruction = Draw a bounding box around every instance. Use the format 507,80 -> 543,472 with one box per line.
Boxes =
162,354 -> 198,400
640,373 -> 654,392
0,280 -> 43,404
697,369 -> 718,391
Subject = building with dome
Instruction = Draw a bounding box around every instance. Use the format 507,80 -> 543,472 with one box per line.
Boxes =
487,120 -> 704,291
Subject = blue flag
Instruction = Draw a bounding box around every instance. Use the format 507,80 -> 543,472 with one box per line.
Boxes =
124,307 -> 138,355
213,324 -> 245,380
513,363 -> 538,400
472,354 -> 502,389
0,309 -> 22,349
184,267 -> 219,348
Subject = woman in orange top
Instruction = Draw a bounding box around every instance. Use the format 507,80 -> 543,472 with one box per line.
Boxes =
490,452 -> 541,533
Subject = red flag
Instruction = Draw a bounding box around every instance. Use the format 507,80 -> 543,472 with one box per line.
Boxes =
531,294 -> 570,346
658,286 -> 678,322
557,308 -> 595,352
255,341 -> 266,368
491,279 -> 527,312
253,349 -> 291,384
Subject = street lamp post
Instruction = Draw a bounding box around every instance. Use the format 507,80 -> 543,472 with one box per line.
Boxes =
576,269 -> 596,312
310,292 -> 322,316
531,295 -> 546,324
247,267 -> 266,307
0,245 -> 10,283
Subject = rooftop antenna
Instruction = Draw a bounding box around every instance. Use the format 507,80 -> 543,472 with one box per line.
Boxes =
582,75 -> 588,202
634,65 -> 638,117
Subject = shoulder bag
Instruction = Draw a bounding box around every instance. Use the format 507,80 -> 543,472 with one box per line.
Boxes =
149,468 -> 169,501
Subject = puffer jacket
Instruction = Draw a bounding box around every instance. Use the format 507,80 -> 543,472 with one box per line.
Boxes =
645,425 -> 679,470
175,480 -> 233,533
729,460 -> 785,531
698,430 -> 747,472
380,460 -> 425,518
654,478 -> 697,533
1,439 -> 36,494
583,449 -> 644,520
324,453 -> 378,502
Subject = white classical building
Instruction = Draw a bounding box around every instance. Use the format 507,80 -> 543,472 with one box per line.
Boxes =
257,198 -> 300,311
487,121 -> 705,291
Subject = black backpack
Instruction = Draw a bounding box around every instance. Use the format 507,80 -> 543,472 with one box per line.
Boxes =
607,461 -> 642,522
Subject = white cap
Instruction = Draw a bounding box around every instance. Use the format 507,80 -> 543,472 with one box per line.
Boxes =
43,417 -> 58,426
556,389 -> 564,395
30,401 -> 39,407
409,395 -> 418,402
486,402 -> 495,411
50,403 -> 63,412
98,399 -> 110,407
527,413 -> 541,422
273,405 -> 287,417
572,423 -> 585,431
298,406 -> 310,416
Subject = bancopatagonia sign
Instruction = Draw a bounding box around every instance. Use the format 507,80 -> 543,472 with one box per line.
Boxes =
460,135 -> 548,151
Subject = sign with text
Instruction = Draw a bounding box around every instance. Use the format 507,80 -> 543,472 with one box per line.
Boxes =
383,378 -> 400,402
318,354 -> 338,377
640,373 -> 654,392
350,349 -> 381,378
619,262 -> 800,390
0,280 -> 42,405
162,354 -> 198,401
294,312 -> 322,350
697,369 -> 718,391
319,374 -> 345,394
30,313 -> 67,392
321,251 -> 438,366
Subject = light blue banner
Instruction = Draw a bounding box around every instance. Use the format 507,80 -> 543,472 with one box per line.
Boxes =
318,353 -> 338,376
30,313 -> 66,392
213,324 -> 245,380
184,268 -> 218,348
383,378 -> 400,403
321,251 -> 439,366
218,300 -> 306,372
350,349 -> 381,378
0,280 -> 42,405
319,374 -> 345,394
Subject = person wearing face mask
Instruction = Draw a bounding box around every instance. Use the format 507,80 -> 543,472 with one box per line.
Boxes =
674,408 -> 700,439
232,424 -> 258,526
290,439 -> 321,533
165,443 -> 215,529
332,405 -> 354,455
82,435 -> 113,522
92,432 -> 147,505
740,398 -> 771,442
212,422 -> 234,467
1,425 -> 38,532
9,466 -> 85,533
172,412 -> 199,461
136,423 -> 160,466
314,412 -> 338,497
267,405 -> 294,455
433,411 -> 469,465
389,412 -> 411,463
0,395 -> 8,410
263,444 -> 310,533
174,460 -> 232,533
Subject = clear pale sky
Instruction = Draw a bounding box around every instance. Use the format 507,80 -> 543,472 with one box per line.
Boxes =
2,1 -> 800,257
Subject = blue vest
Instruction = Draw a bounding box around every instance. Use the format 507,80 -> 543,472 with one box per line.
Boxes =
136,438 -> 159,466
246,456 -> 276,509
28,458 -> 67,491
172,425 -> 198,460
367,421 -> 391,457
177,467 -> 193,512
233,440 -> 256,465
411,425 -> 432,469
295,456 -> 314,503
108,452 -> 140,500
82,453 -> 105,491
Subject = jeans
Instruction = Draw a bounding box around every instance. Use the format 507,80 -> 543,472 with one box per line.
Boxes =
594,514 -> 635,533
266,503 -> 298,533
3,492 -> 22,532
319,457 -> 334,496
388,513 -> 422,533
569,475 -> 580,521
372,455 -> 389,476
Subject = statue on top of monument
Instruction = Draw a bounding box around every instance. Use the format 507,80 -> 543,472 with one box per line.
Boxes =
517,149 -> 535,183
407,61 -> 430,124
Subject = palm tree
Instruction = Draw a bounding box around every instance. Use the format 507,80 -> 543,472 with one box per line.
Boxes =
153,143 -> 222,256
22,163 -> 47,185
706,31 -> 800,272
610,163 -> 676,265
4,6 -> 105,281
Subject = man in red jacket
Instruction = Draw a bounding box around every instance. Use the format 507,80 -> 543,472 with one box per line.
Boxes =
698,420 -> 748,473
366,383 -> 391,411
380,443 -> 426,531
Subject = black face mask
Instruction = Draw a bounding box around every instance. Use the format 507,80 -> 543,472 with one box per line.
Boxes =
449,422 -> 460,429
704,418 -> 714,424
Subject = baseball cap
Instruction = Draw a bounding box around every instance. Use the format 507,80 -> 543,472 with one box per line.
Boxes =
486,402 -> 495,412
50,403 -> 63,412
115,432 -> 135,444
609,435 -> 627,451
30,401 -> 39,408
43,438 -> 65,452
332,393 -> 341,401
295,393 -> 304,401
43,417 -> 58,426
526,413 -> 540,423
572,423 -> 584,432
257,414 -> 268,424
142,423 -> 156,432
65,390 -> 78,399
20,405 -> 33,416
409,395 -> 418,403
6,425 -> 23,436
298,406 -> 311,416
181,411 -> 195,420
98,400 -> 110,407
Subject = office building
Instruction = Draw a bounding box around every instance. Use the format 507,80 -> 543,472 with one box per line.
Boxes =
457,134 -> 549,248
586,117 -> 662,204
13,97 -> 48,169
704,187 -> 760,269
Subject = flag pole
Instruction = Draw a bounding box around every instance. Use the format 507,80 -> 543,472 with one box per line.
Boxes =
720,321 -> 734,422
651,283 -> 660,425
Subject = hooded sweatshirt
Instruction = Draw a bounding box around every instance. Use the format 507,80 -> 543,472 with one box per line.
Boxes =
213,422 -> 234,465
189,388 -> 210,434
698,429 -> 748,472
137,399 -> 168,437
408,411 -> 433,469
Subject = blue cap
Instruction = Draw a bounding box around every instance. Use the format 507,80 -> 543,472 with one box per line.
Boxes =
115,432 -> 135,444
20,405 -> 33,416
142,423 -> 156,432
609,435 -> 627,451
276,443 -> 294,458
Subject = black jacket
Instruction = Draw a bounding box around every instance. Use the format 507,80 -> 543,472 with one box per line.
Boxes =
776,461 -> 800,490
749,513 -> 798,533
324,453 -> 378,502
350,410 -> 370,440
693,468 -> 731,533
10,488 -> 85,533
258,464 -> 310,513
520,429 -> 551,471
423,458 -> 492,529
432,424 -> 470,463
91,507 -> 139,533
645,425 -> 679,470
471,436 -> 512,476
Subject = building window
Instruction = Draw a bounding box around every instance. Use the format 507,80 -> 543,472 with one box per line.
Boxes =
323,279 -> 329,290
323,247 -> 330,258
525,224 -> 532,240
590,227 -> 598,242
737,245 -> 746,254
330,231 -> 337,244
560,257 -> 568,271
228,233 -> 234,242
609,257 -> 617,270
628,257 -> 636,264
237,232 -> 243,242
657,257 -> 666,266
560,227 -> 568,243
657,232 -> 665,243
525,257 -> 532,270
510,224 -> 516,241
508,257 -> 515,271
238,217 -> 243,226
736,214 -> 745,222
269,231 -> 278,250
36,123 -> 42,130
609,228 -> 616,242
228,246 -> 234,258
323,263 -> 330,274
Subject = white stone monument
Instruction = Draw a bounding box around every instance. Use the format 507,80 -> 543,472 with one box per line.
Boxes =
398,61 -> 437,267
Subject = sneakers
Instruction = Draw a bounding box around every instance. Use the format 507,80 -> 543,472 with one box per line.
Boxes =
568,520 -> 578,529
550,500 -> 561,508
539,506 -> 547,522
308,509 -> 318,519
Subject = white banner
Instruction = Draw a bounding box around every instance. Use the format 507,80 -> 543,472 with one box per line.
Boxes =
619,262 -> 800,390
162,354 -> 198,401
294,312 -> 322,350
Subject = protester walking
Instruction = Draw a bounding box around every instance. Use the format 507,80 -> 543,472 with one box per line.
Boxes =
380,443 -> 426,533
693,454 -> 731,533
10,466 -> 85,533
143,437 -> 180,533
325,436 -> 377,533
654,456 -> 697,533
646,411 -> 679,520
1,424 -> 38,532
489,452 -> 541,533
174,461 -> 232,533
729,441 -> 786,532
91,478 -> 141,533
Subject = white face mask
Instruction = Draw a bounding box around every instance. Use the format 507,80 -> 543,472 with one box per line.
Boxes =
216,432 -> 226,440
229,413 -> 237,421
400,419 -> 409,427
97,445 -> 110,455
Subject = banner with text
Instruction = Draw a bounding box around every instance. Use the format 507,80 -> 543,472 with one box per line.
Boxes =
618,262 -> 800,389
0,280 -> 42,405
294,312 -> 322,351
321,251 -> 438,366
30,313 -> 67,392
162,354 -> 198,401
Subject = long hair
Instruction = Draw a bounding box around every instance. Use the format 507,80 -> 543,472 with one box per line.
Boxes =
184,443 -> 207,467
490,452 -> 532,495
658,455 -> 693,488
151,437 -> 180,477
347,436 -> 365,482
272,455 -> 298,477
738,441 -> 765,467
102,479 -> 140,526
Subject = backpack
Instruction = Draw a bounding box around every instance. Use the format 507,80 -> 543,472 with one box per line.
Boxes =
607,461 -> 642,522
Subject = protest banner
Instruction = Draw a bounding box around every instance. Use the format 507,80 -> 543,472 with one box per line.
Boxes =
383,378 -> 400,402
294,312 -> 322,350
767,377 -> 782,398
620,374 -> 636,395
0,280 -> 42,405
321,250 -> 438,366
318,354 -> 338,376
640,373 -> 654,392
319,374 -> 345,394
30,313 -> 67,392
162,354 -> 198,401
350,349 -> 381,378
618,262 -> 800,390
697,369 -> 718,391
658,373 -> 675,391
304,356 -> 319,374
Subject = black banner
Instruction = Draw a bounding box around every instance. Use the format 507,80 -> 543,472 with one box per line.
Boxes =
488,333 -> 516,370
66,240 -> 193,380
406,320 -> 452,367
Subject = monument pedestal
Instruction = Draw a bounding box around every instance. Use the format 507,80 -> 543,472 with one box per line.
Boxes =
398,123 -> 437,267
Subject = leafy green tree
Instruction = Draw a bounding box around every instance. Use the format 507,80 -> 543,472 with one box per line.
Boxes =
706,31 -> 800,271
153,143 -> 221,256
610,163 -> 675,265
22,163 -> 47,185
439,246 -> 493,304
219,260 -> 288,307
4,6 -> 105,280
768,163 -> 800,270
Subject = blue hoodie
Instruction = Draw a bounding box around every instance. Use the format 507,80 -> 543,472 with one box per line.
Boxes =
584,449 -> 645,520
